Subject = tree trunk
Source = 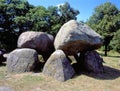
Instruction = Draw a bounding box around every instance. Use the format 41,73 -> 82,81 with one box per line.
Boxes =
104,35 -> 113,56
105,44 -> 108,56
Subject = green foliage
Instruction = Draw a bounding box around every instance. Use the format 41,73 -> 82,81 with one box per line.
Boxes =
21,75 -> 43,82
0,0 -> 34,51
110,29 -> 120,53
14,16 -> 31,33
87,2 -> 120,36
87,2 -> 120,55
47,6 -> 61,35
59,2 -> 79,23
26,6 -> 50,32
24,2 -> 79,35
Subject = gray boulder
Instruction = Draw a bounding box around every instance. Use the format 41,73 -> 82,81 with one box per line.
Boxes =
43,50 -> 75,82
0,86 -> 15,91
54,20 -> 103,55
7,48 -> 38,73
17,31 -> 55,57
83,51 -> 104,73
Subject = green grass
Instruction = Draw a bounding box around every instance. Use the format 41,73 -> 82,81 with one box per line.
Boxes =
98,50 -> 120,57
20,75 -> 43,82
0,66 -> 7,80
101,51 -> 120,68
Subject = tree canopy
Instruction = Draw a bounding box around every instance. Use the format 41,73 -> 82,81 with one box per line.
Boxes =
87,2 -> 120,55
0,0 -> 34,51
110,29 -> 120,53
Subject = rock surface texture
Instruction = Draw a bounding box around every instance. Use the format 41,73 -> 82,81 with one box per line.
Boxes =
17,31 -> 54,55
43,50 -> 75,82
7,48 -> 38,73
83,51 -> 104,73
54,20 -> 103,55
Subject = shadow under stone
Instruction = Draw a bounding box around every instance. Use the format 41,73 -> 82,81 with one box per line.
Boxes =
33,61 -> 44,73
0,62 -> 6,66
80,66 -> 120,80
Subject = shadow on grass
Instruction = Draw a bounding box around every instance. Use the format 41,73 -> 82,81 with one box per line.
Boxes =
81,66 -> 120,80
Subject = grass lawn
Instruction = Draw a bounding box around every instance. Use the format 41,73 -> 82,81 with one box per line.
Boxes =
0,51 -> 120,91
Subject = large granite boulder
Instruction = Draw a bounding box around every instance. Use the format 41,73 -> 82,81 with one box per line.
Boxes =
43,50 -> 75,82
7,48 -> 38,73
81,51 -> 104,73
54,20 -> 103,55
17,31 -> 55,56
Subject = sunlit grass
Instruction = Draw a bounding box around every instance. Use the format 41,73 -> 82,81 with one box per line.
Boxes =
0,66 -> 7,80
98,50 -> 120,69
20,75 -> 43,82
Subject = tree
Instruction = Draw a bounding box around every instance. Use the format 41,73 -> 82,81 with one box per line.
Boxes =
59,2 -> 79,24
14,16 -> 32,34
110,29 -> 120,53
22,6 -> 61,36
47,6 -> 61,36
48,2 -> 79,36
0,0 -> 33,51
25,6 -> 50,32
87,2 -> 120,56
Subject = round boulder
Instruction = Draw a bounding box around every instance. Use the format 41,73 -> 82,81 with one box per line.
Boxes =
17,31 -> 55,55
7,48 -> 38,73
54,20 -> 103,55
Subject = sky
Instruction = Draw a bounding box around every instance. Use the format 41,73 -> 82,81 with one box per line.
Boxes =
27,0 -> 120,22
